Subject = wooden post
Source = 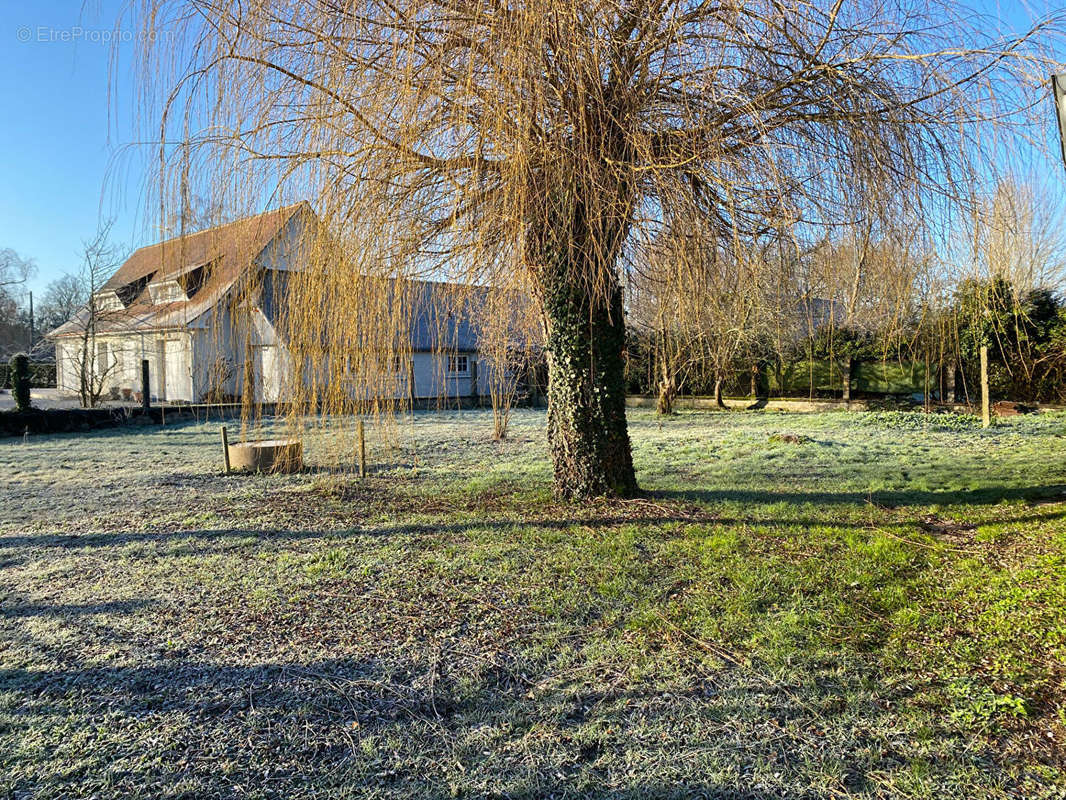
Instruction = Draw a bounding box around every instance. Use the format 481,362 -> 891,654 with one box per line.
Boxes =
220,425 -> 231,474
141,359 -> 151,411
842,356 -> 852,406
407,357 -> 416,411
980,345 -> 991,428
923,353 -> 931,413
358,418 -> 367,479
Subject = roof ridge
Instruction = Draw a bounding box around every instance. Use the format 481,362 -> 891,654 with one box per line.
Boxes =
129,201 -> 308,256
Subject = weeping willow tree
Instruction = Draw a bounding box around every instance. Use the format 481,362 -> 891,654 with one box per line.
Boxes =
133,0 -> 1059,499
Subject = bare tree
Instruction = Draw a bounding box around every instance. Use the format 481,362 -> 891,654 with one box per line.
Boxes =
478,282 -> 542,439
136,0 -> 1062,498
632,218 -> 766,413
0,248 -> 35,292
0,249 -> 36,359
66,223 -> 127,407
36,274 -> 89,336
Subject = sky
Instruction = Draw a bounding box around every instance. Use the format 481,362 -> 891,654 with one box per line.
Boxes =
0,0 -> 149,299
1,0 -> 1065,302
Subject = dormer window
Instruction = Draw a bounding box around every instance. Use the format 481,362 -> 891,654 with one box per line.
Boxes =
115,274 -> 153,306
145,258 -> 218,304
93,291 -> 124,312
177,259 -> 215,298
148,280 -> 186,304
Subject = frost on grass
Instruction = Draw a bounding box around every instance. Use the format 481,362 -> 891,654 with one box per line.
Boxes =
2,408 -> 1066,798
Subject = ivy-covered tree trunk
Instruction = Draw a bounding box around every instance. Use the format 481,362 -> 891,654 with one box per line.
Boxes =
529,177 -> 638,500
539,265 -> 637,499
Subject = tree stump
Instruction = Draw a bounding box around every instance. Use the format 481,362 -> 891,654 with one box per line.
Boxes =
226,438 -> 303,473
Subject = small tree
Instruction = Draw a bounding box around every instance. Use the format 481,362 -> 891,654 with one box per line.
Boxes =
477,284 -> 541,440
66,223 -> 127,408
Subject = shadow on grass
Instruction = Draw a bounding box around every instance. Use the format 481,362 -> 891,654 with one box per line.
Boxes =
3,485 -> 1066,553
0,653 -> 932,799
0,599 -> 151,618
650,483 -> 1066,508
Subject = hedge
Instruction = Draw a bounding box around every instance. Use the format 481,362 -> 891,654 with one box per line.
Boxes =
767,359 -> 929,396
0,407 -> 168,437
0,362 -> 56,389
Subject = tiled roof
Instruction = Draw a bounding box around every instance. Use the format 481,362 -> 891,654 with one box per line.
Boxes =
49,202 -> 309,337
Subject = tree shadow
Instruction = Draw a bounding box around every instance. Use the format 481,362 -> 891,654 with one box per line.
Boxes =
649,483 -> 1066,508
0,651 -> 977,799
0,599 -> 151,618
4,492 -> 1066,555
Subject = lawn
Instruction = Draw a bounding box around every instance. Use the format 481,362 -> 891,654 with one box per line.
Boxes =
2,408 -> 1065,798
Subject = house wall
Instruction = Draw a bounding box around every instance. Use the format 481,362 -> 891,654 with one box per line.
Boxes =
190,304 -> 240,402
190,304 -> 293,404
54,331 -> 194,402
56,328 -> 503,405
408,351 -> 498,400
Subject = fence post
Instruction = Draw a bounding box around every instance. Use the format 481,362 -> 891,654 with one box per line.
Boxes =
358,418 -> 367,479
923,354 -> 931,413
141,359 -> 151,412
842,356 -> 852,406
980,345 -> 990,428
220,425 -> 231,474
407,357 -> 416,411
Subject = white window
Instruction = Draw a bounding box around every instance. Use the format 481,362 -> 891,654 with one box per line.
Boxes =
448,354 -> 468,374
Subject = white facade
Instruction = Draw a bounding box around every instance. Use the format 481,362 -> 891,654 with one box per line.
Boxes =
49,204 -> 505,405
55,334 -> 491,404
55,331 -> 194,403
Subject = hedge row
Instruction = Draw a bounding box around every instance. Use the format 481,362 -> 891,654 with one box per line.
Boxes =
768,359 -> 933,396
0,362 -> 56,389
0,407 -> 165,437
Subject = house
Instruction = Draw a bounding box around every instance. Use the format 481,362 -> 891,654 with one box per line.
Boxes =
48,203 -> 499,404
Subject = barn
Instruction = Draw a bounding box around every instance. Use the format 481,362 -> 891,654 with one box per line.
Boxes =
47,203 -> 499,404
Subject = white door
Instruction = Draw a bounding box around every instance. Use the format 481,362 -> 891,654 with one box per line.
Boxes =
253,345 -> 280,402
155,339 -> 167,400
163,335 -> 191,402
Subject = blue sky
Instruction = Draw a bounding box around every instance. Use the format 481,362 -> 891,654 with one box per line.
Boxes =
1,0 -> 1064,300
0,0 -> 147,298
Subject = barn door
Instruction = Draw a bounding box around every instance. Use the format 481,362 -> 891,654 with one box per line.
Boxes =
253,344 -> 279,403
155,338 -> 167,401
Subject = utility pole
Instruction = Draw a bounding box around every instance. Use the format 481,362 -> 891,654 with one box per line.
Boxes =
27,291 -> 34,352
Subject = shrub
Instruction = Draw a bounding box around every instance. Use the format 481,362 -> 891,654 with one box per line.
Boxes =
9,353 -> 31,412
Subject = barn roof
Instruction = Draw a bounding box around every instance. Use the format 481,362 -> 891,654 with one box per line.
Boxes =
49,203 -> 524,355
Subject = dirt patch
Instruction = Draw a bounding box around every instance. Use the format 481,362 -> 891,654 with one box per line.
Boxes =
768,432 -> 813,445
918,516 -> 977,545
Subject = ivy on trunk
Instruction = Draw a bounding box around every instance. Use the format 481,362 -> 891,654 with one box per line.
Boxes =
529,178 -> 637,500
